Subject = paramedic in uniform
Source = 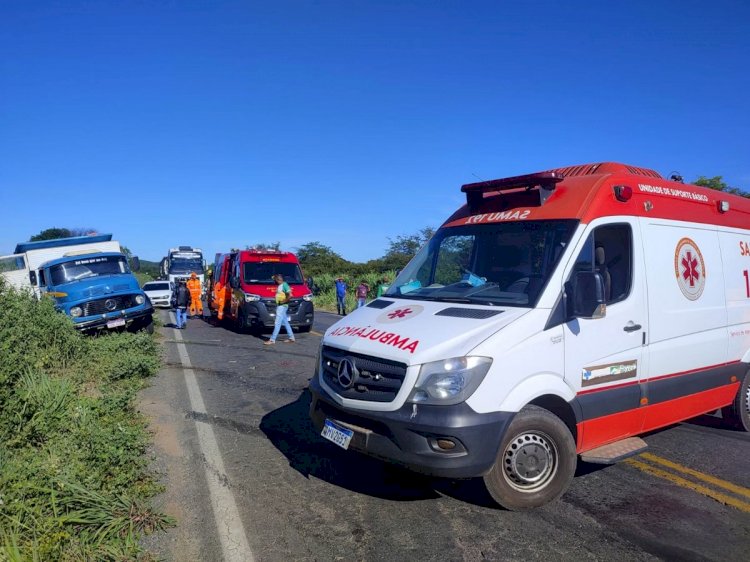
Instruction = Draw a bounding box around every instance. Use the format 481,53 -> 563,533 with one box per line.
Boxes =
187,272 -> 203,317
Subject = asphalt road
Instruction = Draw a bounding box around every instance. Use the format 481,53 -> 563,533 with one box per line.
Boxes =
139,307 -> 750,562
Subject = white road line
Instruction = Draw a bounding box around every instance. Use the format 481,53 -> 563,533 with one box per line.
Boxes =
170,313 -> 254,562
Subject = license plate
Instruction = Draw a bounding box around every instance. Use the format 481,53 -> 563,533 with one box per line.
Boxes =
106,318 -> 126,329
321,419 -> 354,450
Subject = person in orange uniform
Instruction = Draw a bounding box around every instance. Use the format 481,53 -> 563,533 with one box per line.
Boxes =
213,278 -> 227,320
187,272 -> 203,317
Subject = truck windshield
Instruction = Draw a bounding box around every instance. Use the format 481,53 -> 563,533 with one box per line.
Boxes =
169,259 -> 204,274
384,220 -> 578,307
49,256 -> 130,285
243,262 -> 304,285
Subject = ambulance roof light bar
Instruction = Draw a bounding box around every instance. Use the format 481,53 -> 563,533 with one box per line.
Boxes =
461,171 -> 565,209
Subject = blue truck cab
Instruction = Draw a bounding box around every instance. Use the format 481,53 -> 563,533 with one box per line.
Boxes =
38,252 -> 154,333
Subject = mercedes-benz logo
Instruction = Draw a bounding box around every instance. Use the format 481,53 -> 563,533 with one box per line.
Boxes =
337,358 -> 358,389
104,299 -> 117,311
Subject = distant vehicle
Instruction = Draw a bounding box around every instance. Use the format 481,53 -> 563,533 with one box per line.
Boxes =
142,280 -> 174,308
160,246 -> 206,289
207,249 -> 314,332
0,234 -> 153,333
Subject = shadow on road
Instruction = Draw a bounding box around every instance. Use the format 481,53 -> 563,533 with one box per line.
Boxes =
260,389 -> 502,508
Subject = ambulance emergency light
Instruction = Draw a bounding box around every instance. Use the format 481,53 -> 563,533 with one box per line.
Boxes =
461,171 -> 565,209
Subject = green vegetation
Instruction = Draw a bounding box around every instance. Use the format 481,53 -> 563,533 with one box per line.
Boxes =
310,271 -> 395,313
0,281 -> 170,560
693,175 -> 750,198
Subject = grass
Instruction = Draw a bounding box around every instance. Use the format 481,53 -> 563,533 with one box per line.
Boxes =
0,280 -> 170,560
310,271 -> 396,313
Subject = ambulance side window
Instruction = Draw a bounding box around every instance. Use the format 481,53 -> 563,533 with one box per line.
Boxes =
572,224 -> 632,305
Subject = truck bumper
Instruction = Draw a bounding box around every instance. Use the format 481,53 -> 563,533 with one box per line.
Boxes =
74,305 -> 154,332
241,299 -> 314,329
309,375 -> 514,479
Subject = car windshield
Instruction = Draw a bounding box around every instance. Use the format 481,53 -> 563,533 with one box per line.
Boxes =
49,256 -> 129,285
384,220 -> 578,307
243,262 -> 304,284
169,259 -> 204,274
144,282 -> 170,291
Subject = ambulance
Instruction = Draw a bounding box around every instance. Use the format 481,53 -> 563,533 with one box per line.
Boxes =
208,249 -> 314,332
309,162 -> 750,510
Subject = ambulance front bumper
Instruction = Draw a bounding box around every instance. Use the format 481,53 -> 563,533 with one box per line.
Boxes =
309,375 -> 514,479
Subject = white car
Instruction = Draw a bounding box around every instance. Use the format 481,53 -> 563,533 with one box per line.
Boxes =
142,281 -> 174,308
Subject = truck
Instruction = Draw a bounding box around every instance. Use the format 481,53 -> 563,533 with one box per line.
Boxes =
309,161 -> 750,510
207,249 -> 314,332
161,246 -> 206,288
0,234 -> 153,333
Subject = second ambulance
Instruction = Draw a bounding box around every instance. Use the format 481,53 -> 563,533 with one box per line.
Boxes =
310,162 -> 750,510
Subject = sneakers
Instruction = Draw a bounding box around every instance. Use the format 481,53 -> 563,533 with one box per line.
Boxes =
283,339 -> 296,343
263,340 -> 275,345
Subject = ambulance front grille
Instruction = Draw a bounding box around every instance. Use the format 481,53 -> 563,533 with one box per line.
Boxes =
321,346 -> 407,403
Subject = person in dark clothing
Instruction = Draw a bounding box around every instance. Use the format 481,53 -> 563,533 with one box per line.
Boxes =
173,280 -> 191,329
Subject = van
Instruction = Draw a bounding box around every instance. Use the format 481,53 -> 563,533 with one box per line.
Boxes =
309,162 -> 750,510
209,249 -> 314,332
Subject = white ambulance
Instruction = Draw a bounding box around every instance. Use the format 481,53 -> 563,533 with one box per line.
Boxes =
309,162 -> 750,510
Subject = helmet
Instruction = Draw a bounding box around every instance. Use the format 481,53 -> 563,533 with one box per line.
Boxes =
191,272 -> 197,278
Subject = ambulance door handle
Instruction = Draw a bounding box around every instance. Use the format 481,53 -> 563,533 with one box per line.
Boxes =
623,322 -> 641,333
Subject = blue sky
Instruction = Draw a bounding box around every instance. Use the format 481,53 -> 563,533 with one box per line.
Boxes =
1,1 -> 748,263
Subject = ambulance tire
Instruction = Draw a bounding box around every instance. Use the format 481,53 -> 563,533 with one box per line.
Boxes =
721,370 -> 750,432
483,405 -> 576,511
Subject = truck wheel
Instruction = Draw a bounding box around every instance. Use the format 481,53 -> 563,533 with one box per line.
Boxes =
482,405 -> 576,511
721,370 -> 750,431
237,310 -> 248,334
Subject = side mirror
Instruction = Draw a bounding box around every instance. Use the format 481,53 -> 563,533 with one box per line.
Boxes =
130,256 -> 141,272
230,277 -> 239,289
566,271 -> 606,320
29,271 -> 37,286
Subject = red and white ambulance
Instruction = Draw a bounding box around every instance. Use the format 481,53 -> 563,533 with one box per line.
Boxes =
209,249 -> 314,332
309,162 -> 750,510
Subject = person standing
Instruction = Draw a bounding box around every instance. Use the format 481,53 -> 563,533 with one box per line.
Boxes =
334,276 -> 347,315
356,280 -> 369,308
376,276 -> 391,298
265,273 -> 296,345
187,272 -> 203,317
173,280 -> 191,329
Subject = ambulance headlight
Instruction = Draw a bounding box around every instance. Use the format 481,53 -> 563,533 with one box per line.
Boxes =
408,356 -> 492,405
303,294 -> 314,302
244,293 -> 261,302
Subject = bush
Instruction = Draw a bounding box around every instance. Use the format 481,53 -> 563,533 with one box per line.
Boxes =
0,279 -> 169,559
310,271 -> 396,313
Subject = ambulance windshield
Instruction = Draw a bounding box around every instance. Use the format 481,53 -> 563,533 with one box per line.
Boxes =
384,220 -> 578,307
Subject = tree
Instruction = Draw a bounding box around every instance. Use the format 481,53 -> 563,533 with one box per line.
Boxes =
246,242 -> 281,251
694,176 -> 750,199
29,227 -> 97,241
381,227 -> 435,270
296,242 -> 350,275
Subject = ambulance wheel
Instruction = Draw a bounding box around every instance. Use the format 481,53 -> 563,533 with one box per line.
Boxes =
721,370 -> 750,431
483,405 -> 576,511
